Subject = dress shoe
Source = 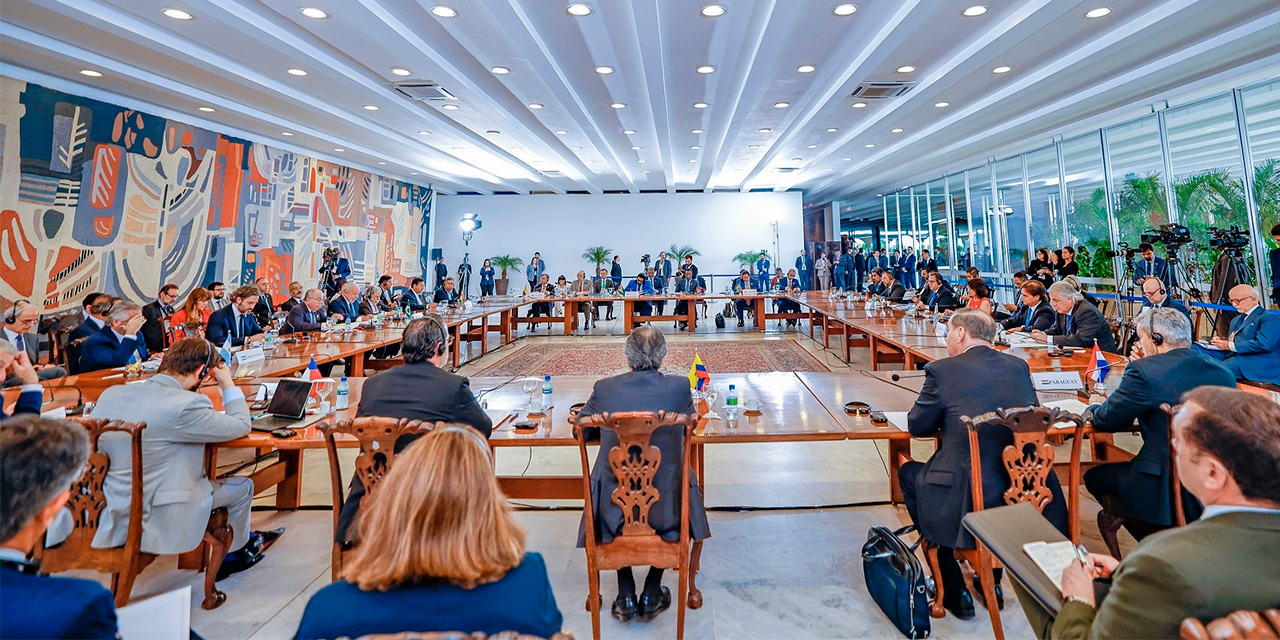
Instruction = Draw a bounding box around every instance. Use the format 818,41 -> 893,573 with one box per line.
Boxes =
972,576 -> 1004,610
611,594 -> 639,622
216,548 -> 264,581
737,320 -> 744,327
243,528 -> 285,556
943,587 -> 976,620
638,586 -> 671,621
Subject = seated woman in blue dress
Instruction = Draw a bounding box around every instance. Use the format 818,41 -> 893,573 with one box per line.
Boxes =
294,426 -> 563,640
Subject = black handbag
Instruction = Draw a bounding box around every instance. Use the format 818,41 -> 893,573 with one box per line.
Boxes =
862,524 -> 933,638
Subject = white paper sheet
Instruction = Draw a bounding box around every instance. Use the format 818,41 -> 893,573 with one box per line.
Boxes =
116,586 -> 190,640
1044,399 -> 1090,415
40,406 -> 67,419
1023,541 -> 1078,591
883,411 -> 911,432
254,381 -> 280,402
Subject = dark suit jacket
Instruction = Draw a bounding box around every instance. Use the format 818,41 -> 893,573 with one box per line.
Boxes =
883,283 -> 909,303
1134,255 -> 1173,286
0,564 -> 118,639
1088,348 -> 1235,524
402,290 -> 429,311
327,297 -> 362,323
1140,296 -> 1191,322
336,361 -> 492,543
433,288 -> 460,304
205,305 -> 262,347
68,317 -> 104,342
294,552 -> 562,640
1,388 -> 42,420
1047,299 -> 1118,352
576,369 -> 709,546
282,304 -> 324,334
921,286 -> 958,311
278,297 -> 303,314
252,296 -> 272,328
907,346 -> 1068,548
1225,306 -> 1280,385
1001,302 -> 1055,332
79,326 -> 149,373
1053,511 -> 1280,639
140,300 -> 171,353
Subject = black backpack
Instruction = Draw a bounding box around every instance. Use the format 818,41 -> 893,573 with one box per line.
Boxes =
714,313 -> 726,329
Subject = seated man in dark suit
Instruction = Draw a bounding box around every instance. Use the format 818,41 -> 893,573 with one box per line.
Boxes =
623,272 -> 656,318
68,293 -> 111,342
0,341 -> 42,420
730,269 -> 755,327
1084,308 -> 1235,538
335,315 -> 492,544
1204,284 -> 1280,386
995,271 -> 1029,321
776,269 -> 803,327
879,272 -> 909,303
913,271 -> 958,310
433,277 -> 461,306
1139,277 -> 1190,321
1032,281 -> 1118,352
282,289 -> 327,335
140,283 -> 178,354
0,415 -> 118,639
672,268 -> 705,331
1019,386 -> 1280,639
576,326 -> 709,624
278,281 -> 305,314
899,309 -> 1069,619
205,285 -> 265,347
328,283 -> 368,324
865,268 -> 885,296
79,302 -> 151,373
1000,280 -> 1056,332
402,278 -> 429,312
251,277 -> 275,328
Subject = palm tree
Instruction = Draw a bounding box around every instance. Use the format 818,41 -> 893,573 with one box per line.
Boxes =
489,254 -> 523,296
582,245 -> 612,275
732,251 -> 760,272
668,244 -> 700,263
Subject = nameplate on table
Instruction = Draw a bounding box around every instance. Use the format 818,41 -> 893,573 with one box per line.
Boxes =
235,347 -> 266,364
1030,371 -> 1082,391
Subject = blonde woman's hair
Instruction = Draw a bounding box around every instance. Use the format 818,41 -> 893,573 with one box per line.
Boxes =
343,425 -> 525,591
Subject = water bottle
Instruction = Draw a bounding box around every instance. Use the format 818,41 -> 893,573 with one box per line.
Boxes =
726,384 -> 739,420
541,375 -> 553,409
335,377 -> 350,410
263,328 -> 278,350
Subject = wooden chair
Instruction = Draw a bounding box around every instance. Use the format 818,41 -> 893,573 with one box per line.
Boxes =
574,411 -> 703,640
921,406 -> 1084,640
1182,609 -> 1280,640
1097,403 -> 1187,559
39,417 -> 233,610
321,416 -> 435,581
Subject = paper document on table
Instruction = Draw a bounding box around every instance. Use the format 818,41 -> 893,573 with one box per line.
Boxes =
41,406 -> 67,419
1006,332 -> 1050,348
1044,399 -> 1089,415
117,586 -> 190,640
254,382 -> 279,402
1023,541 -> 1077,591
883,411 -> 910,432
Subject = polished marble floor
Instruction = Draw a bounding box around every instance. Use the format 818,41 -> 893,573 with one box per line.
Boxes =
81,317 -> 1139,639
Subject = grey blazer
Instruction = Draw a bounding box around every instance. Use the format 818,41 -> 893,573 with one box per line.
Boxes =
576,369 -> 710,547
87,375 -> 251,554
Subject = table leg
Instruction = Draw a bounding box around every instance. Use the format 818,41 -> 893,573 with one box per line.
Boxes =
754,299 -> 766,331
451,325 -> 461,368
275,449 -> 302,510
887,439 -> 910,503
823,316 -> 831,349
842,323 -> 852,363
480,315 -> 489,356
564,300 -> 575,335
623,300 -> 634,333
808,309 -> 815,339
870,336 -> 880,371
350,354 -> 364,377
688,300 -> 697,332
904,351 -> 916,370
502,310 -> 512,343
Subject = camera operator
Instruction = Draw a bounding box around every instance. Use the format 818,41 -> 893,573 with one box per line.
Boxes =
1134,243 -> 1174,288
319,246 -> 351,299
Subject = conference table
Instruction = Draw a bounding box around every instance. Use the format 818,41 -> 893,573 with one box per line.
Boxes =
515,292 -> 809,334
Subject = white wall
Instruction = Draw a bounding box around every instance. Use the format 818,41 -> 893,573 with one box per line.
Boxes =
431,192 -> 804,290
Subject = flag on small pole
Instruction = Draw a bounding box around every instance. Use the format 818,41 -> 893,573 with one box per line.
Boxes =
307,356 -> 323,398
1088,339 -> 1110,385
688,352 -> 710,391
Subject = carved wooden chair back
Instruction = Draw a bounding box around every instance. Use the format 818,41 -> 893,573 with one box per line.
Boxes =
1181,609 -> 1280,640
1161,403 -> 1188,527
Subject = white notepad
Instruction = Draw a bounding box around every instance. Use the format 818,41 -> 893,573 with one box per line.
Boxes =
1023,540 -> 1077,591
883,411 -> 910,432
116,586 -> 190,639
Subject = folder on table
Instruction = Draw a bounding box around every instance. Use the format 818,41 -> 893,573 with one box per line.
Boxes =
962,502 -> 1070,616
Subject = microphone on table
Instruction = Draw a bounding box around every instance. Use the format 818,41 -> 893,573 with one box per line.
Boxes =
891,372 -> 927,381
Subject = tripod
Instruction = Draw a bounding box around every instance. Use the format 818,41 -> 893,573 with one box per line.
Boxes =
1113,253 -> 1140,350
1208,249 -> 1253,332
457,254 -> 472,299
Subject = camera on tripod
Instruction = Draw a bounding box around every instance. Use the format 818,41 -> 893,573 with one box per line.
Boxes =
640,254 -> 651,268
1208,225 -> 1250,253
323,247 -> 341,262
1104,242 -> 1139,259
1140,223 -> 1192,248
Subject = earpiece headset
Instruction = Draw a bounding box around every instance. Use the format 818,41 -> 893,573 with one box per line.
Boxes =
423,314 -> 448,357
5,300 -> 30,324
196,338 -> 218,381
1148,312 -> 1164,347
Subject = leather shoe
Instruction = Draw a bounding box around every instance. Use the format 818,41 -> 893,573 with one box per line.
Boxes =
611,594 -> 639,622
243,528 -> 285,556
215,548 -> 263,581
943,587 -> 975,620
972,576 -> 1004,611
638,586 -> 671,621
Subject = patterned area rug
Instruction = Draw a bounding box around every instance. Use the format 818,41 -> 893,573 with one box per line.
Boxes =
474,339 -> 829,377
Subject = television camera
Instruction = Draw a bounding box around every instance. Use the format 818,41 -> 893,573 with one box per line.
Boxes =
1140,223 -> 1193,250
1208,225 -> 1250,254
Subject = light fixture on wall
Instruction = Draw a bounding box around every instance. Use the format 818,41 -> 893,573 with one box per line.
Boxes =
459,212 -> 481,245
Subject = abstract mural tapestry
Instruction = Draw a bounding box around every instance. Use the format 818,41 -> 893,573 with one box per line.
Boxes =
0,77 -> 431,312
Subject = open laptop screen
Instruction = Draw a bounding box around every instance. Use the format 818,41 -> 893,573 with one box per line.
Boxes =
265,379 -> 312,419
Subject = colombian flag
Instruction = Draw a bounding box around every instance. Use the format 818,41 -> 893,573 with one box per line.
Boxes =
688,352 -> 710,391
1089,341 -> 1110,384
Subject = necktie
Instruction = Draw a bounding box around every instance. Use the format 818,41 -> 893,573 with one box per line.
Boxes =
14,334 -> 24,353
1065,314 -> 1073,334
232,313 -> 240,339
1148,260 -> 1154,276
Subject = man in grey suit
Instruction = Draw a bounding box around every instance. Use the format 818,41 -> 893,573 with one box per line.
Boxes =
1033,281 -> 1118,353
575,326 -> 710,624
3,301 -> 66,386
53,338 -> 283,578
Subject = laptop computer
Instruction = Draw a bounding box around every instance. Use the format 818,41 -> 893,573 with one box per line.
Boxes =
251,379 -> 323,430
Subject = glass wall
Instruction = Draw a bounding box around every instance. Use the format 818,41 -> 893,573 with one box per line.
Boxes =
1242,78 -> 1280,299
1026,146 -> 1062,261
967,167 -> 996,273
1061,132 -> 1112,279
1107,115 -> 1168,247
948,173 -> 971,271
994,157 -> 1028,271
927,177 -> 949,271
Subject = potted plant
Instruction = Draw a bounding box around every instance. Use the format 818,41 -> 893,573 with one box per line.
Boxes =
668,244 -> 700,265
582,245 -> 612,276
733,250 -> 761,273
489,254 -> 523,296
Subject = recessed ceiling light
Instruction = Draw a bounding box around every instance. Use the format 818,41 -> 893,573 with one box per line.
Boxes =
430,5 -> 458,18
610,102 -> 626,109
486,130 -> 500,135
693,102 -> 709,109
826,127 -> 838,132
79,69 -> 103,77
688,159 -> 697,163
691,128 -> 704,134
410,172 -> 418,175
378,161 -> 386,165
826,168 -> 835,172
842,157 -> 851,161
896,65 -> 915,73
528,102 -> 544,109
792,157 -> 803,162
962,5 -> 987,16
418,130 -> 431,135
281,131 -> 294,136
642,170 -> 651,173
833,4 -> 858,16
1085,7 -> 1112,18
452,147 -> 463,150
595,65 -> 614,75
623,129 -> 637,134
690,145 -> 700,150
512,147 -> 524,151
807,144 -> 817,148
631,145 -> 642,150
934,101 -> 949,107
198,106 -> 215,112
287,68 -> 308,76
852,101 -> 867,108
891,128 -> 904,133
696,65 -> 716,74
864,143 -> 875,148
334,148 -> 345,152
758,128 -> 772,133
700,4 -> 726,17
566,3 -> 593,16
362,104 -> 379,111
491,66 -> 510,74
638,159 -> 647,163
774,101 -> 790,108
992,65 -> 1011,74
390,67 -> 411,76
442,104 -> 459,110
797,64 -> 816,73
571,146 -> 582,151
749,144 -> 760,149
300,7 -> 329,19
162,8 -> 194,20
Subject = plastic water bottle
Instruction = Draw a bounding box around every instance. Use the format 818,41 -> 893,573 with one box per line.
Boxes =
263,328 -> 278,350
335,377 -> 350,410
541,375 -> 553,409
726,384 -> 739,420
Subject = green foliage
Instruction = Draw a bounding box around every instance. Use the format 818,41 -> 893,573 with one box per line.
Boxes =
581,245 -> 612,273
667,244 -> 700,262
732,251 -> 760,270
489,254 -> 523,279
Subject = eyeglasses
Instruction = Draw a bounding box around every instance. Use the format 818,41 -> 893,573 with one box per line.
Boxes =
1229,296 -> 1256,304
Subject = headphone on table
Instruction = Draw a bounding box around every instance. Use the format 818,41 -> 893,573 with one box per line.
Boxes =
5,300 -> 30,324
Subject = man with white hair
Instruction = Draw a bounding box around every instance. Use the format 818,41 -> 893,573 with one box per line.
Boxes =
78,301 -> 150,373
1085,308 -> 1235,540
1204,284 -> 1280,386
3,301 -> 66,385
1032,281 -> 1117,352
328,282 -> 368,323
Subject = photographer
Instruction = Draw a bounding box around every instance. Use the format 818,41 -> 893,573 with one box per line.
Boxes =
319,247 -> 351,299
1133,243 -> 1174,287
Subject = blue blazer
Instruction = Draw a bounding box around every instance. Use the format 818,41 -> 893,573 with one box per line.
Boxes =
1141,296 -> 1191,322
1226,307 -> 1280,385
68,318 -> 104,342
294,553 -> 562,640
205,305 -> 263,347
1134,256 -> 1174,286
282,304 -> 324,335
79,326 -> 148,373
327,297 -> 362,322
1,388 -> 42,420
0,564 -> 118,639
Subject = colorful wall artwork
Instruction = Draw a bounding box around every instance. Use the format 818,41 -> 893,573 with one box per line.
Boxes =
0,77 -> 431,312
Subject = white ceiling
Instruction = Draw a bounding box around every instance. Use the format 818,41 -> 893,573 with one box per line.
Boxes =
4,0 -> 1280,208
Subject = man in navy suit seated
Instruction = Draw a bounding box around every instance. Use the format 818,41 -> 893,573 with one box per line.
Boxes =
79,302 -> 151,373
0,415 -> 118,639
205,285 -> 265,347
328,283 -> 368,323
68,293 -> 112,342
1139,277 -> 1190,321
282,289 -> 327,335
1,341 -> 42,421
1204,284 -> 1280,386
